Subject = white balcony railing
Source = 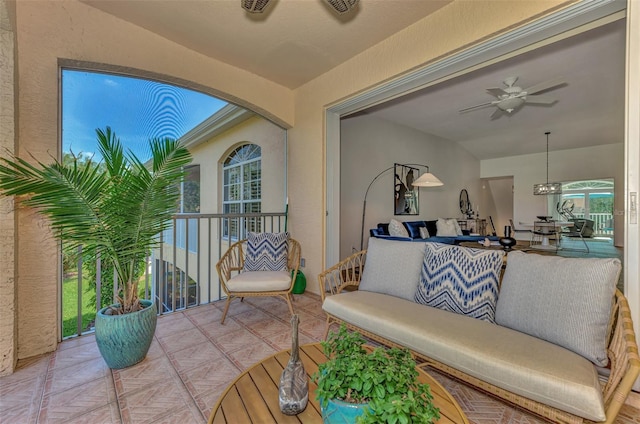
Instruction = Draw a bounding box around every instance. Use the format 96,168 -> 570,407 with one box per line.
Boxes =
63,212 -> 287,339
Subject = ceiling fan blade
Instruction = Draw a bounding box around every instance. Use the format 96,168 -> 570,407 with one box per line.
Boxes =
524,78 -> 566,95
490,108 -> 504,120
486,88 -> 508,98
459,101 -> 494,113
526,95 -> 557,105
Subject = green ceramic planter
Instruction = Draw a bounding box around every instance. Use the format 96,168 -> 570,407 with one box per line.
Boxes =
95,299 -> 157,369
321,398 -> 369,424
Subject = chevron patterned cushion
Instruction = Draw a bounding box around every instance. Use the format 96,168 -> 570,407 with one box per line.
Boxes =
243,232 -> 289,272
414,243 -> 504,323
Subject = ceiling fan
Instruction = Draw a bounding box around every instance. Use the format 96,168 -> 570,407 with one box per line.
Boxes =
459,76 -> 566,119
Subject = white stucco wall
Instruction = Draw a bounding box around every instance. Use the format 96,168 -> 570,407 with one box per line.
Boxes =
190,116 -> 286,215
340,115 -> 481,257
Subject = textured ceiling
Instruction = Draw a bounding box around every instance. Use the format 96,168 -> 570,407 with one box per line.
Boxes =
82,0 -> 450,89
352,19 -> 626,160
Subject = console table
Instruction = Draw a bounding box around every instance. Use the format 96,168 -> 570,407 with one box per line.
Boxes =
457,218 -> 487,235
208,343 -> 469,423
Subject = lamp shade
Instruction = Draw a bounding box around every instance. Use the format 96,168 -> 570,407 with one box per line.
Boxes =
412,172 -> 443,187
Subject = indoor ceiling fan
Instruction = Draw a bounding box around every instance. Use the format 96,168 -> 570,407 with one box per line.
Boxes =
459,76 -> 566,119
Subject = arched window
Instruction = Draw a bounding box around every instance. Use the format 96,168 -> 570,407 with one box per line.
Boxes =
223,144 -> 261,239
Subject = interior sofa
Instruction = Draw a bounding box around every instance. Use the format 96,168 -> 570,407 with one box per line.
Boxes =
370,219 -> 500,244
318,238 -> 640,423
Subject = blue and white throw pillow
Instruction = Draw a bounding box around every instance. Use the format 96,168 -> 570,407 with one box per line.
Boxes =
414,243 -> 504,323
243,232 -> 290,272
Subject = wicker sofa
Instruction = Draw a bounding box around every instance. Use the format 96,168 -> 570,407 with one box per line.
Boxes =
318,238 -> 640,423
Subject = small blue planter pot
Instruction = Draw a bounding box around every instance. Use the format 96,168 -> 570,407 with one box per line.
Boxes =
321,398 -> 369,424
95,300 -> 157,369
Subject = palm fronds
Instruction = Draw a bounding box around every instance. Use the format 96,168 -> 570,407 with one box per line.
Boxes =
0,127 -> 192,313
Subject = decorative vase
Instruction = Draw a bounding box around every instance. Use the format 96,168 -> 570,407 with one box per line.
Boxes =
499,236 -> 517,251
321,398 -> 369,424
95,299 -> 157,369
278,314 -> 308,415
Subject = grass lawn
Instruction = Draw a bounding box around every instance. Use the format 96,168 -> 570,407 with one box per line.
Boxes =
62,274 -> 96,338
62,273 -> 152,338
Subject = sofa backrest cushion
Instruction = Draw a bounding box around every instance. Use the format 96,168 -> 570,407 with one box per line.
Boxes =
389,218 -> 410,237
414,242 -> 504,323
243,232 -> 290,272
425,220 -> 438,237
360,237 -> 426,301
495,251 -> 621,366
436,218 -> 462,236
403,221 -> 426,239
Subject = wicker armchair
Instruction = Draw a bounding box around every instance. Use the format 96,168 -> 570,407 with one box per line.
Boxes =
216,238 -> 301,324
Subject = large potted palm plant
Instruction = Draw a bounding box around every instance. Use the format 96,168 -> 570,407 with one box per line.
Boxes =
0,127 -> 192,368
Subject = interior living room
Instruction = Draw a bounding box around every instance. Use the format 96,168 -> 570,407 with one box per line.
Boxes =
2,0 -> 640,423
340,18 -> 625,258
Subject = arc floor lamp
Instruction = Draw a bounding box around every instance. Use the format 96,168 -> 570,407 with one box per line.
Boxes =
360,163 -> 443,250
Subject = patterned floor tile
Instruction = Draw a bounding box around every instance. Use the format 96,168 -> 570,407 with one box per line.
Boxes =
118,377 -> 199,424
157,327 -> 208,354
184,305 -> 222,326
44,356 -> 110,395
166,341 -> 225,373
6,292 -> 640,424
62,402 -> 121,424
0,375 -> 45,424
155,314 -> 197,338
199,317 -> 243,339
220,298 -> 255,316
180,356 -> 240,397
147,406 -> 205,424
226,339 -> 276,370
48,340 -> 102,370
113,357 -> 176,396
2,353 -> 50,385
232,308 -> 272,326
38,372 -> 116,423
56,334 -> 96,351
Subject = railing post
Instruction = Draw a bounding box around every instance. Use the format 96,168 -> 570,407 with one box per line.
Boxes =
77,245 -> 83,336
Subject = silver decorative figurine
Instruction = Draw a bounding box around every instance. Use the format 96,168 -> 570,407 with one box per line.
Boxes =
278,314 -> 309,415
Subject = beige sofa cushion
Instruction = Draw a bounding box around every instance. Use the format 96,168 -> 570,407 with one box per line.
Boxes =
323,291 -> 605,421
359,237 -> 425,301
495,251 -> 621,366
226,270 -> 291,292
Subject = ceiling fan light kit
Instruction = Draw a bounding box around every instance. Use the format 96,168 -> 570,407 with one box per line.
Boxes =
459,76 -> 565,119
241,0 -> 359,15
533,131 -> 562,196
241,0 -> 271,13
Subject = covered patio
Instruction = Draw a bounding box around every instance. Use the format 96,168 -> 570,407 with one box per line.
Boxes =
1,293 -> 639,423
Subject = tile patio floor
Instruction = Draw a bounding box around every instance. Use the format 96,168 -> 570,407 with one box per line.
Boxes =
1,293 -> 639,423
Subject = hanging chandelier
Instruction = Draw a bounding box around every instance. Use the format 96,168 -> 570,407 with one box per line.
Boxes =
533,131 -> 562,195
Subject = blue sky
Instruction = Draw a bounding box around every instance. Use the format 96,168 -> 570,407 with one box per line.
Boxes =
62,70 -> 227,162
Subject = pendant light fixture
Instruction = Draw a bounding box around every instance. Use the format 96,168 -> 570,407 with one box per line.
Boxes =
533,131 -> 562,195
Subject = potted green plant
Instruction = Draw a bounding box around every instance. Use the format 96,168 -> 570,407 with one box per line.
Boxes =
313,325 -> 440,424
0,127 -> 192,368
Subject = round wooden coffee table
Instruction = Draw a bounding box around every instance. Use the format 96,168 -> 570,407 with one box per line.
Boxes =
208,343 -> 468,423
